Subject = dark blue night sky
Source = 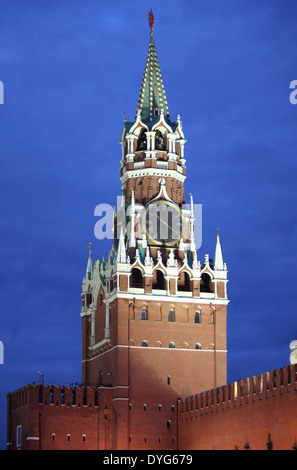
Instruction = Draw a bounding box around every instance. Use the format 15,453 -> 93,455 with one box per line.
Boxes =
1,0 -> 297,449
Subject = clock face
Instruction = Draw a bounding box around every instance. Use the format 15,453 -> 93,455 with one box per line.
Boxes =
142,200 -> 184,246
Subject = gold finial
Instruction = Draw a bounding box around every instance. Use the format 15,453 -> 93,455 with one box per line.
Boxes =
87,243 -> 92,256
148,9 -> 154,36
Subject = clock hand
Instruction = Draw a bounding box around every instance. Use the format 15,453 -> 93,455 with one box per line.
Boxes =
156,213 -> 180,238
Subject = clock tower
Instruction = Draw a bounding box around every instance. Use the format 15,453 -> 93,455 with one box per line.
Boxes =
80,11 -> 229,450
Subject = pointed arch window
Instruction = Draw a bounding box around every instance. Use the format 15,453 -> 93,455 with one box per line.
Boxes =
142,340 -> 148,347
169,342 -> 175,348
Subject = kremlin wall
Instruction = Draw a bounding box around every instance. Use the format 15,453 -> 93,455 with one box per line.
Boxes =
7,364 -> 297,450
178,364 -> 297,450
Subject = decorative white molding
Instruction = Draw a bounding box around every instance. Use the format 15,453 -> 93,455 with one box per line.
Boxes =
120,167 -> 186,185
88,338 -> 111,351
106,291 -> 229,305
82,343 -> 227,363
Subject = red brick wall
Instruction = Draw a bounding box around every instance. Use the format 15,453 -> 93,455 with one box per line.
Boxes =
125,175 -> 185,206
7,384 -> 114,450
177,364 -> 297,450
81,295 -> 227,450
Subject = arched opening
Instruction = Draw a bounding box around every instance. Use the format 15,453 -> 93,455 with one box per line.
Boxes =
152,269 -> 166,290
137,129 -> 147,150
155,129 -> 165,150
178,271 -> 192,292
130,268 -> 144,288
200,273 -> 212,293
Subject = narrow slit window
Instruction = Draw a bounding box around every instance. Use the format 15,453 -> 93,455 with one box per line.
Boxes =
16,425 -> 22,447
141,307 -> 148,320
168,309 -> 175,322
195,311 -> 201,323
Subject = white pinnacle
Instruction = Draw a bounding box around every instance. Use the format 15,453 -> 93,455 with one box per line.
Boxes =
214,230 -> 224,270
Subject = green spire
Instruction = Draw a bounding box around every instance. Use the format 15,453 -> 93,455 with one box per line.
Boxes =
136,11 -> 170,123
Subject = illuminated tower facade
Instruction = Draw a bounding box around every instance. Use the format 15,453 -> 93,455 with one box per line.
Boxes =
80,11 -> 229,450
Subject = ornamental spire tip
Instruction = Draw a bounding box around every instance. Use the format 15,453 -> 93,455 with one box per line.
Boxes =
148,9 -> 154,36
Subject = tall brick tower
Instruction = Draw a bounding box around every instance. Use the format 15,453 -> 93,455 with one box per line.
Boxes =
80,11 -> 229,450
